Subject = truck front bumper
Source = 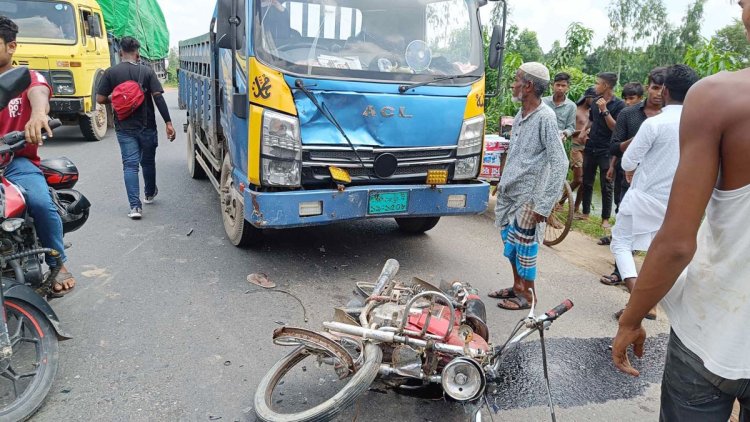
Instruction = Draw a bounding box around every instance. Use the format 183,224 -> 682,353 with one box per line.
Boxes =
245,182 -> 490,229
50,98 -> 84,114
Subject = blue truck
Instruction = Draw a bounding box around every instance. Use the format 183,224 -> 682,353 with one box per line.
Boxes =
178,0 -> 499,246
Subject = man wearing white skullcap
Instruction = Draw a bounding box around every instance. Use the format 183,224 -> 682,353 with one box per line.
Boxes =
489,62 -> 569,311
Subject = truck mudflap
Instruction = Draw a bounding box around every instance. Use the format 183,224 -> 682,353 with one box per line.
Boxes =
245,182 -> 490,229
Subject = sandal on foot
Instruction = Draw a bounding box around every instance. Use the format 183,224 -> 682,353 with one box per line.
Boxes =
597,236 -> 612,246
48,271 -> 76,298
497,295 -> 531,311
600,272 -> 623,286
488,288 -> 516,299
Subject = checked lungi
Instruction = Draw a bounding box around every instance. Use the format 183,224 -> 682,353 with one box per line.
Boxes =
500,203 -> 540,281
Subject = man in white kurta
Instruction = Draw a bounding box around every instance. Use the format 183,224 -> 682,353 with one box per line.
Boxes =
610,86 -> 685,317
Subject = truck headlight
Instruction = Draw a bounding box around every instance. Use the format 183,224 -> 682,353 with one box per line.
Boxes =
454,115 -> 484,180
261,109 -> 301,187
454,156 -> 480,180
50,70 -> 76,95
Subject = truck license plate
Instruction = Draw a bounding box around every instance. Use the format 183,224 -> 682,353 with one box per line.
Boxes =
368,191 -> 408,215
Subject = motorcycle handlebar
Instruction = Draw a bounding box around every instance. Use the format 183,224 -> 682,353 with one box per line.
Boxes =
543,299 -> 574,322
0,119 -> 62,154
371,259 -> 400,297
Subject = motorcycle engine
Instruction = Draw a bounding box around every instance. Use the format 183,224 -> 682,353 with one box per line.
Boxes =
369,302 -> 405,328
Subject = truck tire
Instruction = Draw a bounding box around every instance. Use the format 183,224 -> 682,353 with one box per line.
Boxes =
79,103 -> 108,142
220,153 -> 261,247
186,123 -> 207,179
395,217 -> 440,234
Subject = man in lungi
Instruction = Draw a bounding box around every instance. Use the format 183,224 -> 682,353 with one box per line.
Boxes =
489,62 -> 569,310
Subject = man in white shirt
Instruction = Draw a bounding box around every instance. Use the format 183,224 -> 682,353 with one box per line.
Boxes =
612,3 -> 750,419
609,64 -> 699,320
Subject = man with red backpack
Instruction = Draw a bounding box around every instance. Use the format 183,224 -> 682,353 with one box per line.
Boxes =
96,37 -> 176,219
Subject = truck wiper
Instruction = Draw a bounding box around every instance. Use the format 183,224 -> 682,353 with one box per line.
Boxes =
294,79 -> 370,180
398,75 -> 476,94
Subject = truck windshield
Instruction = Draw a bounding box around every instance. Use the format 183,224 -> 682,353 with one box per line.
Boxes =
255,0 -> 483,83
0,1 -> 77,45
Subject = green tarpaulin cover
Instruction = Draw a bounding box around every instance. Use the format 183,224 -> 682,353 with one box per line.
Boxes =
98,0 -> 170,60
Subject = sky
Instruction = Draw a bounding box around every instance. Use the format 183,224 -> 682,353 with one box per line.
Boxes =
158,0 -> 741,51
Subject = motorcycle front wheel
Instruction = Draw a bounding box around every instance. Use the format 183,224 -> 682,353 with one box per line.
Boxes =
254,342 -> 383,422
0,299 -> 59,421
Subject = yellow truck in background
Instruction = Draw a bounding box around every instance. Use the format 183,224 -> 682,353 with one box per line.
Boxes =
1,0 -> 170,141
3,0 -> 110,141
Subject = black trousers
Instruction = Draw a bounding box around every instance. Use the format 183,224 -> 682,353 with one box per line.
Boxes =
613,160 -> 630,215
582,150 -> 614,219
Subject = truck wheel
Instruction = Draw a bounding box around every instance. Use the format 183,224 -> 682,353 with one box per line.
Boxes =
220,154 -> 261,247
395,217 -> 441,234
187,123 -> 207,179
79,103 -> 108,141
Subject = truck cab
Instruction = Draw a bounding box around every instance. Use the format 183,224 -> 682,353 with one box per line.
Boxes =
179,0 -> 491,246
2,0 -> 111,141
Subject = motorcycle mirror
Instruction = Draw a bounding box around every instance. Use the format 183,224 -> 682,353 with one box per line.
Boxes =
0,67 -> 31,111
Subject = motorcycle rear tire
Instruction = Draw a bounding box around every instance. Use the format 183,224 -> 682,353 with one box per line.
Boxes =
0,299 -> 60,422
254,342 -> 382,422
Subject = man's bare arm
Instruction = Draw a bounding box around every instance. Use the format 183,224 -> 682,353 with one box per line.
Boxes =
619,79 -> 722,327
25,85 -> 52,144
96,94 -> 110,105
604,113 -> 616,130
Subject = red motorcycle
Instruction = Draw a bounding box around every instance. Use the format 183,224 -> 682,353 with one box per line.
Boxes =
255,259 -> 573,422
0,67 -> 90,421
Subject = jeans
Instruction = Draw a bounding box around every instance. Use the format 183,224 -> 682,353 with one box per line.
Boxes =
116,128 -> 158,209
661,330 -> 750,421
582,150 -> 614,219
5,157 -> 67,268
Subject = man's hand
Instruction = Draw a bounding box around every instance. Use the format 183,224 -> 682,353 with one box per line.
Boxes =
625,170 -> 635,184
24,113 -> 53,145
577,130 -> 587,145
612,323 -> 647,377
606,167 -> 615,182
597,98 -> 607,112
166,122 -> 176,142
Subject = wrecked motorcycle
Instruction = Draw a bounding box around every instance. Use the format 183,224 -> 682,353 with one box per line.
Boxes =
254,259 -> 573,422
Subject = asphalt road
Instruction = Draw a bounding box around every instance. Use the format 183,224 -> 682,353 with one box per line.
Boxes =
29,91 -> 670,421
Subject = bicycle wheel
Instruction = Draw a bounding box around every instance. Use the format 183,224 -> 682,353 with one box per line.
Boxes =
544,181 -> 574,246
254,341 -> 383,422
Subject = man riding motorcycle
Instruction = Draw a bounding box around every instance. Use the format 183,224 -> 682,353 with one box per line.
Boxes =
0,16 -> 76,295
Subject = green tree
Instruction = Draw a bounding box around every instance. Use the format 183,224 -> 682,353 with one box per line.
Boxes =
712,19 -> 750,65
166,47 -> 179,86
509,29 -> 544,63
685,38 -> 744,77
549,22 -> 594,70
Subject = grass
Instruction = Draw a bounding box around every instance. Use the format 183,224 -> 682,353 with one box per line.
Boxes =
571,215 -> 611,240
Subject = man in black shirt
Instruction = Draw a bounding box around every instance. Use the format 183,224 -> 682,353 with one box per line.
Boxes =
608,68 -> 666,212
600,68 -> 665,286
96,37 -> 176,219
577,72 -> 625,228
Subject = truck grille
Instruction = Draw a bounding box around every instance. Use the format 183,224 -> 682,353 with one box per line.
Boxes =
302,145 -> 456,184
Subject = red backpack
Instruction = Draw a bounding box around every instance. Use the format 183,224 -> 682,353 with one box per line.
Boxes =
111,65 -> 145,120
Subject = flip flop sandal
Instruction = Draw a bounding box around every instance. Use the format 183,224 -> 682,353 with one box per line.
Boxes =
597,236 -> 612,246
497,295 -> 531,311
48,271 -> 75,298
488,287 -> 516,299
600,273 -> 623,286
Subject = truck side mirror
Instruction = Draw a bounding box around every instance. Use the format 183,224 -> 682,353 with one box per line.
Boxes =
88,15 -> 102,38
217,0 -> 246,50
488,25 -> 503,69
